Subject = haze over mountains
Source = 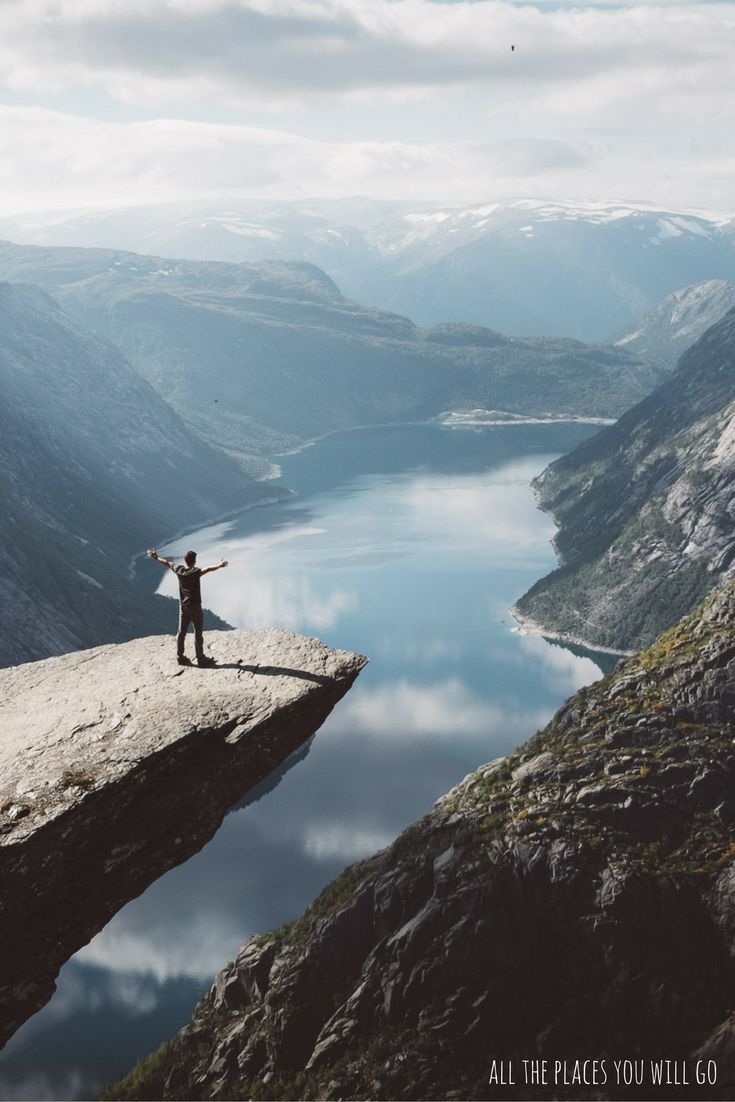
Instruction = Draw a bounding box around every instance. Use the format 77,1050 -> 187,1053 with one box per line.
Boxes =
0,241 -> 656,463
4,198 -> 735,341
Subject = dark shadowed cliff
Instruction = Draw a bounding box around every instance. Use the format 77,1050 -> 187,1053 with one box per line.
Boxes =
0,282 -> 267,666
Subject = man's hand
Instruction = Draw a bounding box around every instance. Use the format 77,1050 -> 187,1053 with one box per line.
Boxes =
200,559 -> 229,576
148,549 -> 174,570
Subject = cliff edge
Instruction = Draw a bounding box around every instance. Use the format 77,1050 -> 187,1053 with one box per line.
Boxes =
0,629 -> 366,1049
108,586 -> 735,1101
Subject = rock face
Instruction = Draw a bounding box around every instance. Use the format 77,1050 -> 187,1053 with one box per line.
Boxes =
516,307 -> 735,652
0,629 -> 366,1049
614,278 -> 735,380
107,585 -> 735,1102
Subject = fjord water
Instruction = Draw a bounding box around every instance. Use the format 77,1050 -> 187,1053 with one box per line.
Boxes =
0,422 -> 611,1100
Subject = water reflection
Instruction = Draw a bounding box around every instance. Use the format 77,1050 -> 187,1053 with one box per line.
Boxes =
515,632 -> 609,692
0,422 -> 607,1100
337,677 -> 549,741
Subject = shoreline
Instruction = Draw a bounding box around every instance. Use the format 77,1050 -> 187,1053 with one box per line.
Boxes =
126,488 -> 295,584
438,410 -> 616,428
274,409 -> 612,458
509,603 -> 636,659
135,415 -> 620,658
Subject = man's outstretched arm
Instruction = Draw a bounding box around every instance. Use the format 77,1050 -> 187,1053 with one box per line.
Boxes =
147,549 -> 176,571
199,559 -> 229,576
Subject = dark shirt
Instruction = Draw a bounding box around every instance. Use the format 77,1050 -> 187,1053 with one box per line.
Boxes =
174,565 -> 202,606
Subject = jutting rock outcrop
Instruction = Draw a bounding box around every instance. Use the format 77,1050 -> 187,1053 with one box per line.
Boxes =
109,585 -> 735,1101
0,630 -> 366,1050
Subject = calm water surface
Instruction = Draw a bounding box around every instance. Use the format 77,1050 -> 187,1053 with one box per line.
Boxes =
0,422 -> 611,1100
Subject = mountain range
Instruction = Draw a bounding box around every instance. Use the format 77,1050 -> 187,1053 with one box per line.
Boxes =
4,197 -> 735,341
0,241 -> 657,462
3,234 -> 735,668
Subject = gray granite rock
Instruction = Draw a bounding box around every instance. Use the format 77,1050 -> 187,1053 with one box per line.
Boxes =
0,629 -> 366,1048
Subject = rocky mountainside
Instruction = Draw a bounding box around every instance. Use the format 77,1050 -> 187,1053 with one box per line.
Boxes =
0,241 -> 654,459
4,198 -> 735,340
0,629 -> 366,1048
106,583 -> 735,1101
614,279 -> 735,379
0,282 -> 264,666
516,308 -> 735,653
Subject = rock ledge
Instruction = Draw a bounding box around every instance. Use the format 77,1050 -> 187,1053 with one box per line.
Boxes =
0,629 -> 366,1048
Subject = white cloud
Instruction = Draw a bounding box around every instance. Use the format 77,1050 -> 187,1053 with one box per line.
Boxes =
158,524 -> 359,631
76,919 -> 245,980
0,1071 -> 93,1102
1,0 -> 732,108
0,3 -> 732,225
0,107 -> 602,212
302,822 -> 394,859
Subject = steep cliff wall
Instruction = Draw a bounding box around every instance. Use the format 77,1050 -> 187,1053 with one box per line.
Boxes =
0,282 -> 267,666
108,585 -> 735,1101
516,308 -> 735,652
0,630 -> 366,1049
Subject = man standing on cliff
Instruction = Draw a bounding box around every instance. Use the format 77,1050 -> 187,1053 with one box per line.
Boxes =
147,548 -> 229,667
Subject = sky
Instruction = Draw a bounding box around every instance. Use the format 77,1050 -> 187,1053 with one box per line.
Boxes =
0,0 -> 733,214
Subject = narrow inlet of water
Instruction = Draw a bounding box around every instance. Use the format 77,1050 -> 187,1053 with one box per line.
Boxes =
0,422 -> 612,1100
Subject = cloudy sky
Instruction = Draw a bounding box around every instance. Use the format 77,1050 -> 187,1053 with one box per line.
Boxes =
0,0 -> 733,213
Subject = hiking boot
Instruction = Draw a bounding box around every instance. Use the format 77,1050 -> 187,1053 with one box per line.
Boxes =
177,656 -> 192,666
197,656 -> 217,668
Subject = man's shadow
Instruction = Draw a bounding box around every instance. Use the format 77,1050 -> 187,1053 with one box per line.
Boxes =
206,662 -> 331,685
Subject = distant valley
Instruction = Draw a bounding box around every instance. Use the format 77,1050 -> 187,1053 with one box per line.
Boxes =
0,240 -> 657,463
2,232 -> 735,670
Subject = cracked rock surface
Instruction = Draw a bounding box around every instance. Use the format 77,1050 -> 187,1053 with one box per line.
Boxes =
0,629 -> 366,1049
